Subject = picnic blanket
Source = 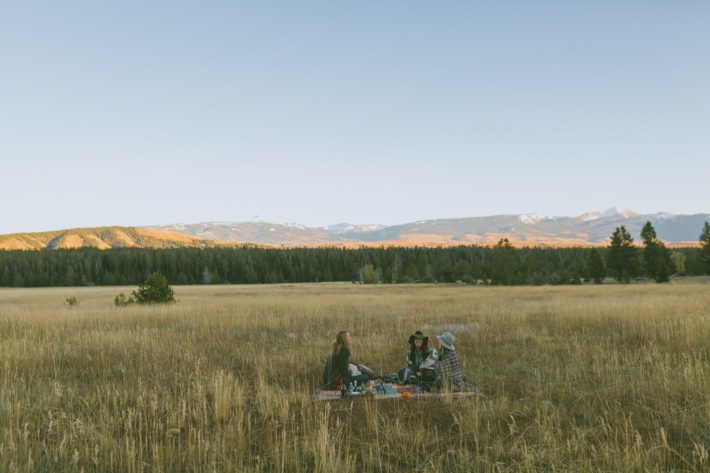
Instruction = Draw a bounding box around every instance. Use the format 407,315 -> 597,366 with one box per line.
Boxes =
316,380 -> 483,401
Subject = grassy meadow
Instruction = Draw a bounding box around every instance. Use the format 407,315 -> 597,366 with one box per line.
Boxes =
0,282 -> 709,472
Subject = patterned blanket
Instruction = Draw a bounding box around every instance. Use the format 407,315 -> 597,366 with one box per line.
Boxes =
316,383 -> 483,401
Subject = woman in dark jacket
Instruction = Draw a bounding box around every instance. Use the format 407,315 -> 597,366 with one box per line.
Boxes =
399,330 -> 438,387
323,330 -> 370,389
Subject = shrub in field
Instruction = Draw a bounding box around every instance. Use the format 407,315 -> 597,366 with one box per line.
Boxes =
114,293 -> 134,307
131,272 -> 175,304
65,296 -> 79,306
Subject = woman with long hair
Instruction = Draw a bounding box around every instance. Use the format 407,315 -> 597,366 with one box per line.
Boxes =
322,330 -> 370,389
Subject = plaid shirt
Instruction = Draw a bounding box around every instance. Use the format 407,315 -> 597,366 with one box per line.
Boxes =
436,348 -> 463,387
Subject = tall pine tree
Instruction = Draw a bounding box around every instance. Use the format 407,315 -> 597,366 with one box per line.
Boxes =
641,221 -> 674,283
641,221 -> 658,277
586,248 -> 606,284
653,243 -> 674,283
607,226 -> 638,283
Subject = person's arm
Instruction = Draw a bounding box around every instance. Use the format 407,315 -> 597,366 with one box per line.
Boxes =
419,348 -> 438,370
356,364 -> 375,377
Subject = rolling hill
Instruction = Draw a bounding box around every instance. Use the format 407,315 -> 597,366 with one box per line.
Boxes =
0,227 -> 229,250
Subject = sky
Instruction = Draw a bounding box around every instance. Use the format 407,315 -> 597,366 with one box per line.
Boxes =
1,1 -> 709,234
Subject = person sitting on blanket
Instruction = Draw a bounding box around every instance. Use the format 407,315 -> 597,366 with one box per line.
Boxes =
433,331 -> 485,396
322,330 -> 370,389
398,330 -> 438,387
434,331 -> 465,391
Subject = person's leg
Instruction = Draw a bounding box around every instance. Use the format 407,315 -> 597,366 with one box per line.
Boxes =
420,369 -> 437,391
350,374 -> 369,384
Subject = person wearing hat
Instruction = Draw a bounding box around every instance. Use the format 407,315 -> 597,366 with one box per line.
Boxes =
398,330 -> 438,387
434,331 -> 464,390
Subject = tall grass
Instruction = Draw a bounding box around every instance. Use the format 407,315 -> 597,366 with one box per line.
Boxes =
0,283 -> 708,472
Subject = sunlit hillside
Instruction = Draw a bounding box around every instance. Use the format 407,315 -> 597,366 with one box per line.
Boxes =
0,226 -> 230,250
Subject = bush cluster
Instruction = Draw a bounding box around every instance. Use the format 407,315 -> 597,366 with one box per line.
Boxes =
114,272 -> 175,306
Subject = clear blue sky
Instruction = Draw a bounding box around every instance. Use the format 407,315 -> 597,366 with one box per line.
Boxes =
1,1 -> 709,233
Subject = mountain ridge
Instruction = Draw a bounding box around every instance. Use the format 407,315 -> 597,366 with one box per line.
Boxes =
2,209 -> 708,250
150,208 -> 708,247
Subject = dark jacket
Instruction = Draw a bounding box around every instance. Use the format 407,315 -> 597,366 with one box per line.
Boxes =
325,348 -> 351,389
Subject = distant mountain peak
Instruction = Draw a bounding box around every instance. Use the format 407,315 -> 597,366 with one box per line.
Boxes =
601,207 -> 620,218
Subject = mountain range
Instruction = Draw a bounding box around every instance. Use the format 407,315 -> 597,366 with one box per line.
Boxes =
1,208 -> 708,250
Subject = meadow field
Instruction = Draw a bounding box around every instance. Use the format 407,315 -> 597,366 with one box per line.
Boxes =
0,282 -> 709,472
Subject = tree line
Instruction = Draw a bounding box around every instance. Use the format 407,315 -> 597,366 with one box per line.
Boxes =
1,222 -> 709,287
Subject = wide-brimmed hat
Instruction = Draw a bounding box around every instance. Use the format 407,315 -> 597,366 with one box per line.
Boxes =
408,330 -> 429,345
436,331 -> 456,350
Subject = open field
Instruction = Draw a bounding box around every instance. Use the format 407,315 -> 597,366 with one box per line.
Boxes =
1,283 -> 709,472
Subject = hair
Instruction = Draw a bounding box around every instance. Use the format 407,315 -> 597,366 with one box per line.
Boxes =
409,335 -> 429,353
332,330 -> 351,356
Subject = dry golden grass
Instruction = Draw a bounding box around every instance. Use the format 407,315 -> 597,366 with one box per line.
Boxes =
0,282 -> 709,472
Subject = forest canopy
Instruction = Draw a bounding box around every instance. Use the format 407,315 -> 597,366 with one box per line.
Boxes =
0,243 -> 705,288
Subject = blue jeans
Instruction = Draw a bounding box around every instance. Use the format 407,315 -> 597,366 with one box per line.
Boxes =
349,374 -> 369,384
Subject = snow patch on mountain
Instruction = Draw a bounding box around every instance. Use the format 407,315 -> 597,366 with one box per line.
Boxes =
578,207 -> 638,222
617,209 -> 638,218
519,214 -> 566,224
518,214 -> 541,224
285,222 -> 309,230
326,223 -> 385,234
651,212 -> 675,220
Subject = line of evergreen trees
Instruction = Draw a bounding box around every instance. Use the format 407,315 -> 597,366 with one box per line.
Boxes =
604,221 -> 710,283
0,221 -> 708,287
